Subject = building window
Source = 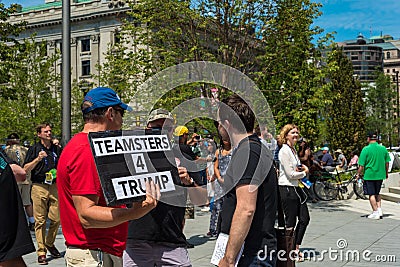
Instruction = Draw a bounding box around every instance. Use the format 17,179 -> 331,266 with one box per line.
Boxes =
82,60 -> 91,76
81,39 -> 90,52
114,32 -> 121,44
387,52 -> 391,59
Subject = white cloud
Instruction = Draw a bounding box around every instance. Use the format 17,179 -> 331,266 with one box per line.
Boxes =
315,0 -> 400,40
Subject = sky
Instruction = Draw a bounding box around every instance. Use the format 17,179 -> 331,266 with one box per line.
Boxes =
313,0 -> 400,42
1,0 -> 399,42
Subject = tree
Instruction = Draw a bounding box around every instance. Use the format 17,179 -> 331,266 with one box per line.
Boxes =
323,46 -> 366,155
0,3 -> 25,96
256,0 -> 326,141
365,71 -> 396,146
0,37 -> 61,141
98,0 -> 334,141
98,0 -> 270,105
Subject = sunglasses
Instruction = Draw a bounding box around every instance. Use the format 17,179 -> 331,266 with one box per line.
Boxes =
150,126 -> 174,132
113,107 -> 125,117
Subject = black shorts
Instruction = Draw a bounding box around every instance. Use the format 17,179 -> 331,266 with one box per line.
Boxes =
363,180 -> 383,196
0,157 -> 35,262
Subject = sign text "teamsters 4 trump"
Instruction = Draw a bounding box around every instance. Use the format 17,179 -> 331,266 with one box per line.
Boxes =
92,135 -> 171,157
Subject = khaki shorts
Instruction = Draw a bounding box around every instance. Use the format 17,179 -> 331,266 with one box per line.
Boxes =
65,247 -> 122,267
17,183 -> 32,206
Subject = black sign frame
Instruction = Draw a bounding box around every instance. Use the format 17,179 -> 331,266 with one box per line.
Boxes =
88,129 -> 180,206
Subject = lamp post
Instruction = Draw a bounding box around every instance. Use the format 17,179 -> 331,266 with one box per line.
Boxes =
62,0 -> 71,146
396,71 -> 399,145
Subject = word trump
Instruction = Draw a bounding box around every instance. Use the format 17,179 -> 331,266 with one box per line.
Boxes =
112,171 -> 176,199
92,135 -> 170,156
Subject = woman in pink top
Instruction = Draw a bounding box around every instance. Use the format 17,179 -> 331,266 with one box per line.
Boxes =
349,150 -> 359,167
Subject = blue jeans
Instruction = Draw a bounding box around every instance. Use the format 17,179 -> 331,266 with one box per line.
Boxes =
238,252 -> 276,267
198,169 -> 207,186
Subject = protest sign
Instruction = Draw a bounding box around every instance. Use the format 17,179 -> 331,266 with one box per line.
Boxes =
88,129 -> 179,206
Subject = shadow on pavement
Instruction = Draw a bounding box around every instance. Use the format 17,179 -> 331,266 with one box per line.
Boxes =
307,201 -> 348,212
187,234 -> 215,247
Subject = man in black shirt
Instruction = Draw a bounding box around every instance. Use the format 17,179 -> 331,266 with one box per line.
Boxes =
23,123 -> 62,265
0,151 -> 35,267
124,109 -> 205,267
217,95 -> 277,267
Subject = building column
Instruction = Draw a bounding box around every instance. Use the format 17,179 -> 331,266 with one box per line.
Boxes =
91,34 -> 100,85
70,37 -> 77,82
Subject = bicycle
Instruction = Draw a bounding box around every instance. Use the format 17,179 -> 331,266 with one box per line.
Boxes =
312,167 -> 367,201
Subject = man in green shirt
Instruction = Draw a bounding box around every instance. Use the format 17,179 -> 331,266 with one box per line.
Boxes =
357,132 -> 390,220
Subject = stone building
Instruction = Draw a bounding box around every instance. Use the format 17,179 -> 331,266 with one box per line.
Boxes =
9,0 -> 129,88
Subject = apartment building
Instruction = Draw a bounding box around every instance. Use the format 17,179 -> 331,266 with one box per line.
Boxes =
338,33 -> 400,83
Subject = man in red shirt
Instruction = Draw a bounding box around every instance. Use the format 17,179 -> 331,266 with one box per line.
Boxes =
57,87 -> 159,267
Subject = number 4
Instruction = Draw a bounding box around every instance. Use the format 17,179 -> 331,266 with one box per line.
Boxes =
131,153 -> 148,173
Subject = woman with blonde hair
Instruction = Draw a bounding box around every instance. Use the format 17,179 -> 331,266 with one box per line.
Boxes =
278,124 -> 310,261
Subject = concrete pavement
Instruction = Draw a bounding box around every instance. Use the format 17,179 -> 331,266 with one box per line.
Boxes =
23,198 -> 400,266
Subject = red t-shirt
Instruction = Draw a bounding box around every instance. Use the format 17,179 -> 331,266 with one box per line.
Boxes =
57,132 -> 128,257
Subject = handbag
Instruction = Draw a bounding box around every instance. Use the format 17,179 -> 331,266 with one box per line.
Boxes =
276,186 -> 296,267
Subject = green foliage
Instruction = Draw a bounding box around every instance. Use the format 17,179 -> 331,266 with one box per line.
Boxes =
0,0 -> 367,149
97,0 -> 361,151
70,79 -> 96,134
365,70 -> 397,146
256,0 -> 325,141
0,3 -> 25,94
0,37 -> 61,142
322,46 -> 366,156
98,0 -> 272,115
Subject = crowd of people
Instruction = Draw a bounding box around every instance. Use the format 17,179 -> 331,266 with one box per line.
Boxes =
0,86 -> 391,267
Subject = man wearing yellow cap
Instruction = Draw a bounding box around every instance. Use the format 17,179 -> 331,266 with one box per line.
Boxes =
174,125 -> 189,137
174,126 -> 212,185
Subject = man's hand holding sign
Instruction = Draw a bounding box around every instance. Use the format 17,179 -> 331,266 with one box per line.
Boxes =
131,180 -> 160,219
73,180 -> 160,229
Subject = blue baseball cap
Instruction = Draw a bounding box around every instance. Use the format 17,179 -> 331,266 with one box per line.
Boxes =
82,87 -> 132,114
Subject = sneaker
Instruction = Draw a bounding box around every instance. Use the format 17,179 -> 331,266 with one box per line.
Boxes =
200,207 -> 210,212
29,222 -> 35,232
206,231 -> 218,238
38,255 -> 48,265
45,245 -> 61,258
378,209 -> 383,219
367,212 -> 380,220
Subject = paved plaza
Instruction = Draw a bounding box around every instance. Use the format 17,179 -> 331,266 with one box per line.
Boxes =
23,198 -> 400,266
